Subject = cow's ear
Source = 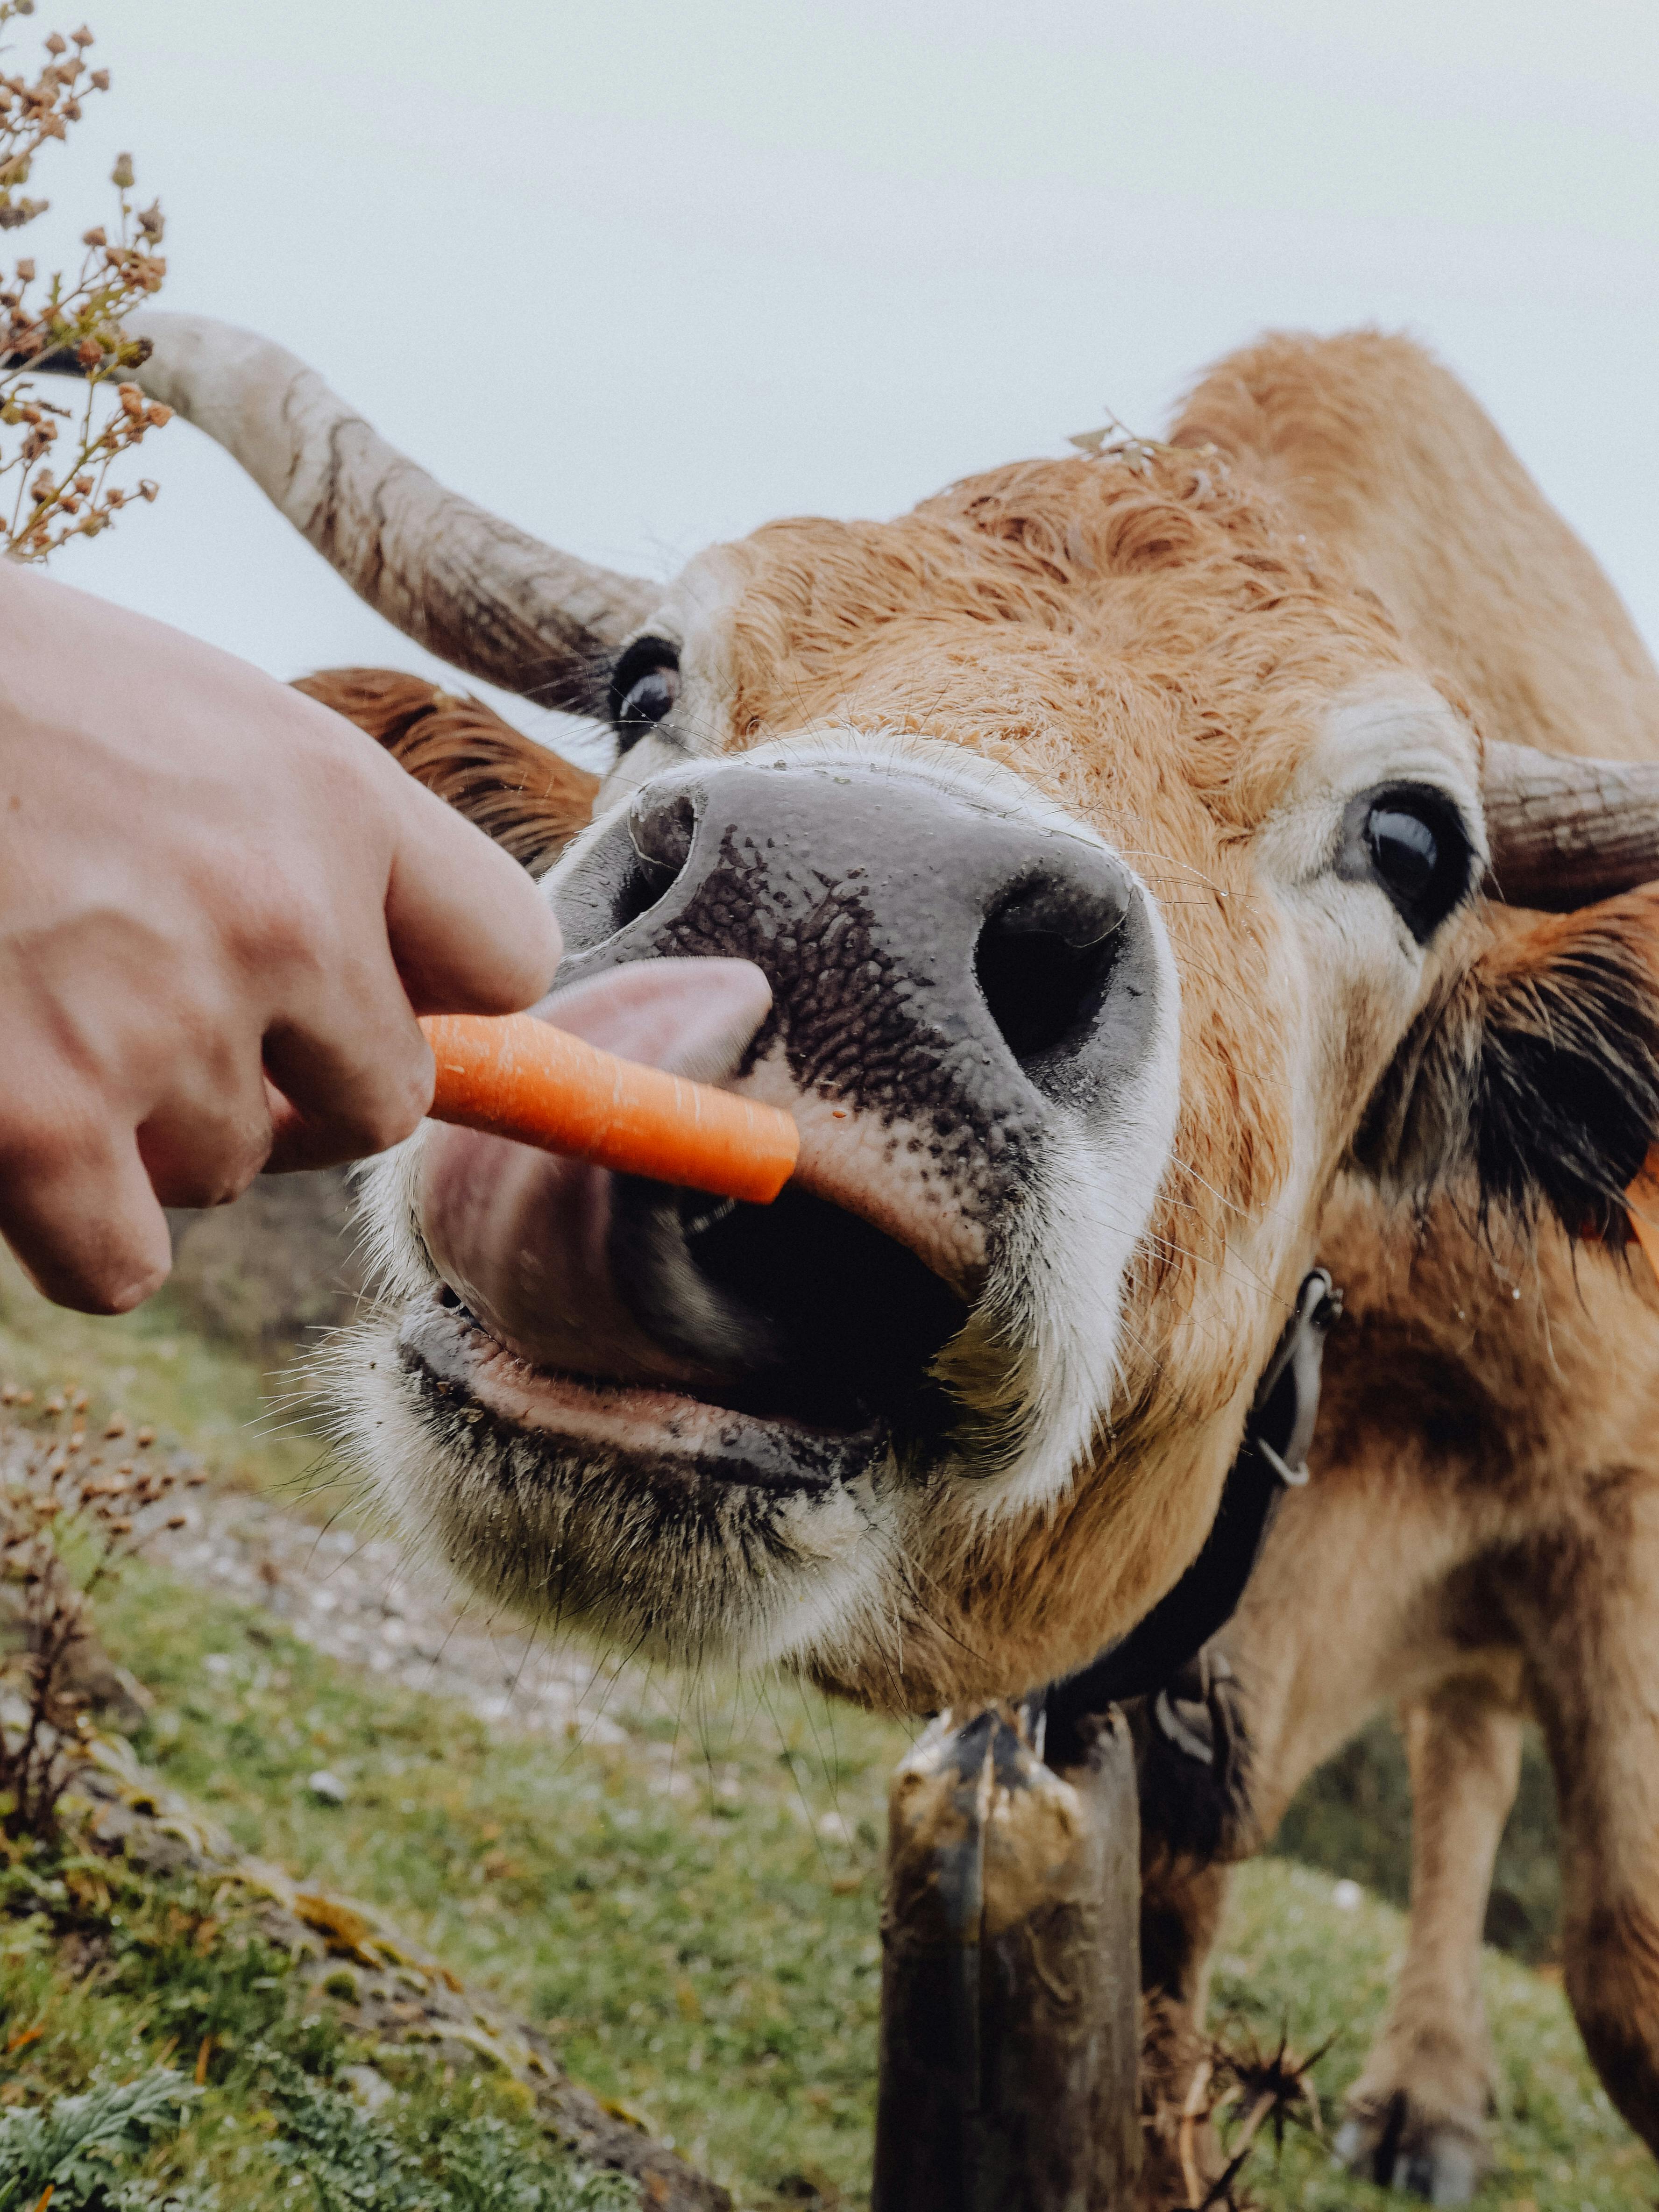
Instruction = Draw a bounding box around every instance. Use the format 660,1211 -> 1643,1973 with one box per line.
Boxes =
1353,885 -> 1659,1244
294,668 -> 599,874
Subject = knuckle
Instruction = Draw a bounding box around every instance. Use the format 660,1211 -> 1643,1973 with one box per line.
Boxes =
226,865 -> 333,984
148,1125 -> 271,1211
295,1046 -> 431,1164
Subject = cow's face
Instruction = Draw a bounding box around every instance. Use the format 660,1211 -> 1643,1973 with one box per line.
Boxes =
173,313 -> 1650,1718
338,442 -> 1590,1710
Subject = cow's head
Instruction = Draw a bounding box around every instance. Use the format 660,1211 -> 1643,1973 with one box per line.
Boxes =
132,314 -> 1659,1710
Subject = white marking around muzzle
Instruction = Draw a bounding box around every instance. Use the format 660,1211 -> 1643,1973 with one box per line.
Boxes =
374,725 -> 1183,1520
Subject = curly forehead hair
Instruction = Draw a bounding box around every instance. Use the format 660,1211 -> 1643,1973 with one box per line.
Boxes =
721,444 -> 1419,829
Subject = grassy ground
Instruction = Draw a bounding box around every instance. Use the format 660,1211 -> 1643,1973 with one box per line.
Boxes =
96,1559 -> 906,2205
90,1569 -> 1655,2210
1211,1866 -> 1647,2211
0,1248 -> 328,1506
0,1841 -> 638,2209
0,1253 -> 1652,2206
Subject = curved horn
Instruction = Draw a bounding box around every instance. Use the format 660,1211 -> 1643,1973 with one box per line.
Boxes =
1482,738 -> 1659,911
114,311 -> 659,709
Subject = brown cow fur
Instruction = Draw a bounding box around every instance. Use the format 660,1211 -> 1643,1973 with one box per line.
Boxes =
292,669 -> 599,876
1136,333 -> 1659,2198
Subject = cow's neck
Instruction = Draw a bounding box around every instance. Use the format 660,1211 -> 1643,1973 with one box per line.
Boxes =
1040,1267 -> 1342,1768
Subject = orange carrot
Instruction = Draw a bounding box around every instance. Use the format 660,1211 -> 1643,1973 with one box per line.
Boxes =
420,1013 -> 799,1206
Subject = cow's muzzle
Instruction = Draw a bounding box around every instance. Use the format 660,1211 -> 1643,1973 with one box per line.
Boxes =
412,749 -> 1168,1475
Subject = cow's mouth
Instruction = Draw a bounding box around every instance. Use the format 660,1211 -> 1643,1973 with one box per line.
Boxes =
404,1179 -> 968,1487
403,955 -> 975,1497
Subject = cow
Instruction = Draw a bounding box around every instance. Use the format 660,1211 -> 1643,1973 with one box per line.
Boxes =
87,315 -> 1659,2183
99,311 -> 1659,1714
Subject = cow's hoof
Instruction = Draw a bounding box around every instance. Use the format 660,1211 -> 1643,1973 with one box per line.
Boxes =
1335,2092 -> 1486,2204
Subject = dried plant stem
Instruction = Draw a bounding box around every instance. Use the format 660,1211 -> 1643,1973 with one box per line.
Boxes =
0,3 -> 169,560
0,1382 -> 195,1839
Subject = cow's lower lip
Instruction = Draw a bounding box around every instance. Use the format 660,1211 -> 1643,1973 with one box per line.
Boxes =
397,1297 -> 892,1492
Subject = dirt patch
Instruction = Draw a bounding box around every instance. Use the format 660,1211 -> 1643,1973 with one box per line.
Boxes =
144,1483 -> 659,1753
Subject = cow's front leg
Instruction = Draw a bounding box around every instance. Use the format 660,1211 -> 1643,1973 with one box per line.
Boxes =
1134,1647 -> 1267,2210
1511,1488 -> 1659,2156
1334,1673 -> 1523,2204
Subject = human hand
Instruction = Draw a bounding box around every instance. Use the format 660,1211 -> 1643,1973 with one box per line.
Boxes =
0,564 -> 561,1314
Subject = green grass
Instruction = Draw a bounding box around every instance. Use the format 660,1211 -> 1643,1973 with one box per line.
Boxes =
1212,1864 -> 1652,2209
87,1569 -> 1655,2210
0,1843 -> 638,2208
98,1562 -> 906,2206
0,1256 -> 1651,2206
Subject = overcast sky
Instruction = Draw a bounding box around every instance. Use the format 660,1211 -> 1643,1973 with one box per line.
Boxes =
27,0 -> 1659,769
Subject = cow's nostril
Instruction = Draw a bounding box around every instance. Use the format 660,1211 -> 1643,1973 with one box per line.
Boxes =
612,792 -> 699,933
631,790 -> 698,874
975,879 -> 1126,1064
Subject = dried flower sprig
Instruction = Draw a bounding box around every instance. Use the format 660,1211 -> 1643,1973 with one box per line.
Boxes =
0,3 -> 168,560
0,1382 -> 199,1839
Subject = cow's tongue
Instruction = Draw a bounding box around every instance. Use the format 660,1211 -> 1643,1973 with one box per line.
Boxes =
419,959 -> 776,1391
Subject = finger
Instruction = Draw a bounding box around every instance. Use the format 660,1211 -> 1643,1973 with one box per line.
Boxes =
261,971 -> 435,1174
135,1056 -> 275,1209
262,1074 -> 317,1175
263,1073 -> 431,1175
0,1120 -> 172,1314
381,768 -> 563,1015
262,1093 -> 336,1175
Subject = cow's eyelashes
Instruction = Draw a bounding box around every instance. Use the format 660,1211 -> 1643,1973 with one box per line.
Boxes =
609,642 -> 681,751
1340,783 -> 1474,943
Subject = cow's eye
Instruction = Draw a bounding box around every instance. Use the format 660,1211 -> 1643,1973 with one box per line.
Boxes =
1370,805 -> 1439,901
610,644 -> 680,751
1342,783 -> 1473,943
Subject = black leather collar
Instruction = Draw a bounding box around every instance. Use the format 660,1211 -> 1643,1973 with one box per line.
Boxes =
1041,1268 -> 1342,1769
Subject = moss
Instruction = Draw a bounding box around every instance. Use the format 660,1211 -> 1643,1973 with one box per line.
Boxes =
0,1843 -> 631,2209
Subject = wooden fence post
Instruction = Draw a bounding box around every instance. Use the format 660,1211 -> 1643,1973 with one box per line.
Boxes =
872,1700 -> 1141,2211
